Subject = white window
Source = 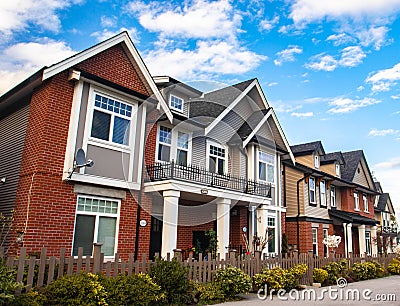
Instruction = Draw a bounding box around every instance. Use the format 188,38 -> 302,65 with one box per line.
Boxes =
309,177 -> 316,204
323,228 -> 328,257
267,217 -> 276,253
365,232 -> 371,255
72,195 -> 119,257
354,192 -> 360,211
91,93 -> 132,146
314,155 -> 319,168
363,195 -> 369,212
312,228 -> 318,255
320,180 -> 326,206
330,186 -> 336,207
258,151 -> 275,183
157,126 -> 190,165
208,143 -> 226,175
169,95 -> 183,112
335,164 -> 340,176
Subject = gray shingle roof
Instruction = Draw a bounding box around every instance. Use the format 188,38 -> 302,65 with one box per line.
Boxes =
320,151 -> 345,165
375,193 -> 389,212
340,150 -> 364,182
290,141 -> 324,156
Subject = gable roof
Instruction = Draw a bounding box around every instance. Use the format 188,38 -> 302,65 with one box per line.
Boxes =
290,141 -> 325,157
0,32 -> 173,122
320,151 -> 345,165
376,193 -> 389,212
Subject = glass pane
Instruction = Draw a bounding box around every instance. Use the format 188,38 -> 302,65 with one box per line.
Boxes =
209,156 -> 216,173
310,190 -> 315,203
73,215 -> 95,256
268,228 -> 275,252
98,217 -> 117,256
267,164 -> 274,183
112,116 -> 130,145
91,110 -> 111,141
177,132 -> 188,149
159,126 -> 172,144
177,149 -> 187,166
217,158 -> 224,175
259,162 -> 266,181
158,144 -> 170,161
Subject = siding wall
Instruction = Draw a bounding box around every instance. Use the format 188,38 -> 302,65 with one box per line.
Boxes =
352,162 -> 369,187
296,155 -> 314,168
284,166 -> 304,217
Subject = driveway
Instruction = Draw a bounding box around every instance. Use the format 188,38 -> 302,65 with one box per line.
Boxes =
218,275 -> 400,306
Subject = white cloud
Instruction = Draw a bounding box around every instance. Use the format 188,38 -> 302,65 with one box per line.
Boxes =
326,33 -> 355,46
0,0 -> 82,39
328,97 -> 381,113
368,128 -> 399,137
91,28 -> 140,43
291,111 -> 314,118
375,157 -> 400,169
125,0 -> 242,40
260,16 -> 279,32
339,46 -> 366,67
100,16 -> 117,28
0,39 -> 76,94
391,94 -> 400,100
305,54 -> 338,71
274,45 -> 303,66
289,0 -> 400,26
357,85 -> 364,91
144,40 -> 267,79
267,82 -> 278,87
356,26 -> 391,50
366,63 -> 400,92
273,103 -> 302,113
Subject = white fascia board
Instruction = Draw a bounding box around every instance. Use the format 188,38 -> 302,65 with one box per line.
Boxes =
42,32 -> 173,123
242,108 -> 273,148
271,110 -> 295,164
205,79 -> 257,136
254,79 -> 271,109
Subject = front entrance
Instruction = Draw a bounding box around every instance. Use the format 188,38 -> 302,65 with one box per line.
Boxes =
149,216 -> 163,259
352,227 -> 360,255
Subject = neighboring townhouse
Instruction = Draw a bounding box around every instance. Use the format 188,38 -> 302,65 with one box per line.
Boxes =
283,141 -> 378,257
0,32 -> 294,260
0,32 -> 173,258
374,182 -> 398,253
145,76 -> 295,259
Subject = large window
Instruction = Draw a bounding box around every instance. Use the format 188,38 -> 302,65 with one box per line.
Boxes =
208,144 -> 226,175
330,186 -> 336,207
169,95 -> 183,112
354,192 -> 360,211
267,217 -> 276,253
91,93 -> 132,146
312,228 -> 318,255
365,232 -> 371,255
157,126 -> 190,165
309,177 -> 316,204
363,195 -> 369,212
320,180 -> 326,207
72,196 -> 119,257
258,151 -> 274,183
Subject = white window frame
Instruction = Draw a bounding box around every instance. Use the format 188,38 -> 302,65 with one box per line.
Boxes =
257,150 -> 275,184
309,177 -> 316,204
335,163 -> 340,176
169,94 -> 184,112
267,216 -> 276,254
85,88 -> 136,153
320,180 -> 327,207
206,141 -> 228,175
330,186 -> 336,207
365,231 -> 371,255
323,228 -> 328,257
72,195 -> 120,258
312,228 -> 318,256
156,124 -> 192,165
354,192 -> 360,211
363,195 -> 369,212
314,155 -> 319,168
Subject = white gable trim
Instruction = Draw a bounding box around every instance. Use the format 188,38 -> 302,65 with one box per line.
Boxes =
242,108 -> 273,148
204,79 -> 257,136
42,32 -> 173,122
270,111 -> 295,164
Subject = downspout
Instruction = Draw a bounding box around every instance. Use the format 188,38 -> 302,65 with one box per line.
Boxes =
134,191 -> 142,261
296,174 -> 310,254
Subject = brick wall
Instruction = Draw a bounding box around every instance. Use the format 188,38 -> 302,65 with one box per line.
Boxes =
229,206 -> 248,248
340,188 -> 375,218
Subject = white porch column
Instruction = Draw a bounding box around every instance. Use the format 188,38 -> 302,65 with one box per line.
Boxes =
358,225 -> 366,256
343,223 -> 348,256
248,204 -> 257,252
347,223 -> 353,255
216,198 -> 231,259
161,190 -> 180,258
371,226 -> 378,256
256,205 -> 269,256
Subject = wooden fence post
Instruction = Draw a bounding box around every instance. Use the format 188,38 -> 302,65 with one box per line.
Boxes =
92,243 -> 103,274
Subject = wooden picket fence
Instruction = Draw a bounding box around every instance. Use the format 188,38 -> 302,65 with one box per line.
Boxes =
1,246 -> 396,296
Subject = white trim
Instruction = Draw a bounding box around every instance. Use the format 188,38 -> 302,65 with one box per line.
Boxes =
312,227 -> 318,256
69,172 -> 141,190
205,79 -> 257,135
242,108 -> 273,148
206,140 -> 228,174
363,194 -> 369,213
63,81 -> 84,180
42,32 -> 173,122
169,94 -> 184,113
270,111 -> 295,164
256,149 -> 275,184
320,180 -> 326,207
309,177 -> 316,204
136,103 -> 147,184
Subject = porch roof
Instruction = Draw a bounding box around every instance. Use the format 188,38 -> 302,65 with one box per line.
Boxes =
328,209 -> 378,226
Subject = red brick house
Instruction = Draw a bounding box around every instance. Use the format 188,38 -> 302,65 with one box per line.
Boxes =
283,141 -> 379,257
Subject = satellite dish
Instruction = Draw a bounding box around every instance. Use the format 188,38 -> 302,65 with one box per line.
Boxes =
67,148 -> 94,179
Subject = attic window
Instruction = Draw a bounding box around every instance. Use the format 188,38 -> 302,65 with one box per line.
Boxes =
169,95 -> 183,112
314,155 -> 319,168
357,167 -> 361,174
335,164 -> 340,176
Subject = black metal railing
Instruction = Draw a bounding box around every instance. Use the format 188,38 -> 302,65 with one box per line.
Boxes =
145,161 -> 272,198
381,226 -> 398,234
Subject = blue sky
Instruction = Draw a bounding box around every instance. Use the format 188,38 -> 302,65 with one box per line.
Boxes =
0,0 -> 399,217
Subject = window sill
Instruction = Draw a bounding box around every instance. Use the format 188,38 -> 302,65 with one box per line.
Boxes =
364,211 -> 370,214
354,208 -> 360,212
309,203 -> 317,207
320,205 -> 327,209
88,137 -> 131,153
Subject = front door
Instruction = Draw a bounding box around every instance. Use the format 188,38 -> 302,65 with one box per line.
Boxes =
149,216 -> 163,259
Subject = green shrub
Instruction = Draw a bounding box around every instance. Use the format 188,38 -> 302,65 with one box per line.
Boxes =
387,258 -> 400,275
9,290 -> 46,306
322,259 -> 348,285
253,264 -> 307,292
0,260 -> 23,306
193,282 -> 225,305
351,262 -> 377,281
149,257 -> 192,305
102,273 -> 163,306
44,272 -> 107,305
214,266 -> 251,299
370,261 -> 386,278
313,268 -> 328,284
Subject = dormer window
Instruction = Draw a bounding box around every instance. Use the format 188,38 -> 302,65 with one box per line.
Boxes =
335,164 -> 340,176
169,95 -> 183,112
314,155 -> 319,168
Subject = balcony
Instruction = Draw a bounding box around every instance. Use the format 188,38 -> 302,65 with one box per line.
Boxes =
145,161 -> 272,198
380,226 -> 398,236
